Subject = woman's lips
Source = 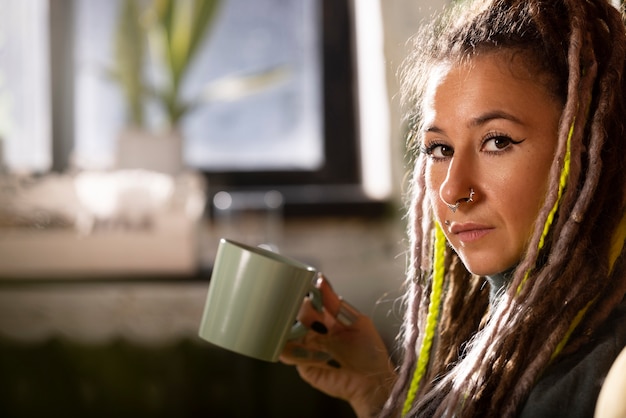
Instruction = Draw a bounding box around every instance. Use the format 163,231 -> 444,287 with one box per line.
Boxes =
449,223 -> 493,243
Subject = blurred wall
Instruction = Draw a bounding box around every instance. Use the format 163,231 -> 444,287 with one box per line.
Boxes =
380,0 -> 450,202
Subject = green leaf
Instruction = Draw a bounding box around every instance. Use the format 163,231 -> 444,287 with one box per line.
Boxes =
157,0 -> 221,114
187,0 -> 220,75
114,0 -> 221,127
114,0 -> 146,127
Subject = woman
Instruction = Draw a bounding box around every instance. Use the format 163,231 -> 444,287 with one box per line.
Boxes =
281,0 -> 626,417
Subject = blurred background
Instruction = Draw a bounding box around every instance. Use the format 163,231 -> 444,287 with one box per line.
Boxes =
0,0 -> 448,417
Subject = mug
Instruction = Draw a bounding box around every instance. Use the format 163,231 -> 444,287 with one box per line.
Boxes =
198,238 -> 322,362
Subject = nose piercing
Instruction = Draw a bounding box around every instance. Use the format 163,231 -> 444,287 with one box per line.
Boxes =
446,188 -> 475,213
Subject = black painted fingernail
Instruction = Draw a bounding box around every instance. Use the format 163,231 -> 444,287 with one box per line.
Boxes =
291,347 -> 310,358
327,359 -> 341,369
311,321 -> 328,334
313,351 -> 332,362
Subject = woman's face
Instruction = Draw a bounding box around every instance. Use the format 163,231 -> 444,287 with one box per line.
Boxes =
422,54 -> 563,276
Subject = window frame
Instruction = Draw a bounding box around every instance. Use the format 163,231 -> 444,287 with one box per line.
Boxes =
202,0 -> 378,216
48,0 -> 390,217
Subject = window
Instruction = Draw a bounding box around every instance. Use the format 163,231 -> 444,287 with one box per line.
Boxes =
203,0 -> 366,201
74,0 -> 324,173
1,0 -> 392,214
0,0 -> 51,172
200,0 -> 392,213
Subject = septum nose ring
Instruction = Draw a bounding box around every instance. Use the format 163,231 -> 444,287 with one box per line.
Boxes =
446,188 -> 475,213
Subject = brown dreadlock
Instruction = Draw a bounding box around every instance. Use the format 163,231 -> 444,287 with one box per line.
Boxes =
381,0 -> 626,416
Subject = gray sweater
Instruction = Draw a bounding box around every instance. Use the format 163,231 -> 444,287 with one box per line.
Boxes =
519,300 -> 626,417
485,272 -> 626,417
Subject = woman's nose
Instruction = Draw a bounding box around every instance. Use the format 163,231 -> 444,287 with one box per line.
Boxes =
439,156 -> 475,209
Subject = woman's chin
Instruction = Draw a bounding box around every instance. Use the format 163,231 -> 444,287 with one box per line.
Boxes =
458,254 -> 516,277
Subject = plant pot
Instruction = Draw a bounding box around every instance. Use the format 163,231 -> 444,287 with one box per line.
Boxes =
115,127 -> 184,175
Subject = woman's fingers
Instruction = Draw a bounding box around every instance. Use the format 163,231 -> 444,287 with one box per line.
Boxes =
316,274 -> 343,317
280,277 -> 397,415
296,295 -> 327,331
280,340 -> 342,369
280,343 -> 332,364
296,274 -> 352,330
317,274 -> 364,328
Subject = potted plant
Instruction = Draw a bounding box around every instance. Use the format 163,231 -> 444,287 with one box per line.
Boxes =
112,0 -> 221,174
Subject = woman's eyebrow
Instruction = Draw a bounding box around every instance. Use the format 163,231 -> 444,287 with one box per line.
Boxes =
423,125 -> 445,134
469,110 -> 525,127
422,110 -> 524,135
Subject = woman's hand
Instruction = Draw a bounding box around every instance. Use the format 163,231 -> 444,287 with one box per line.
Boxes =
280,275 -> 397,418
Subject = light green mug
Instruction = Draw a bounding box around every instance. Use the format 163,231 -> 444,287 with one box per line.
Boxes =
198,238 -> 322,362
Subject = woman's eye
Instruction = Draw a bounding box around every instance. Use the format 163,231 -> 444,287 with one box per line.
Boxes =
422,143 -> 453,159
482,134 -> 522,152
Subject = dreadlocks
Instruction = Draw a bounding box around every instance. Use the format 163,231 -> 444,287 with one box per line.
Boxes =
382,0 -> 626,416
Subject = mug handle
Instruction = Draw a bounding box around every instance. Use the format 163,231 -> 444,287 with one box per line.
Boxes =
288,285 -> 323,340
